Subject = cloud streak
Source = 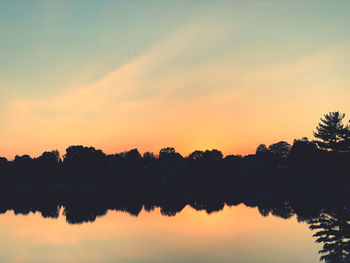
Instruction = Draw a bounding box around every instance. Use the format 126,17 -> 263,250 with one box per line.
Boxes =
1,20 -> 349,159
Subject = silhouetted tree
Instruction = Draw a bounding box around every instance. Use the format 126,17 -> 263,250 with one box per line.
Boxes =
11,155 -> 35,179
268,141 -> 291,159
288,137 -> 320,164
159,147 -> 176,158
13,155 -> 32,167
64,146 -> 105,163
143,152 -> 156,160
123,149 -> 142,162
188,150 -> 204,161
340,124 -> 350,153
142,152 -> 157,170
35,150 -> 61,181
0,157 -> 7,167
203,149 -> 223,161
159,147 -> 183,162
63,146 -> 106,176
314,112 -> 349,153
37,150 -> 60,164
224,155 -> 242,162
255,144 -> 272,162
14,154 -> 32,162
0,157 -> 8,175
256,144 -> 268,155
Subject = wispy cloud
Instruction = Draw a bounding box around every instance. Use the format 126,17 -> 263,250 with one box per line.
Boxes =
1,20 -> 349,158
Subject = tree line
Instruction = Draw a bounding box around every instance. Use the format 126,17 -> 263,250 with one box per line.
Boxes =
0,111 -> 349,185
0,111 -> 349,263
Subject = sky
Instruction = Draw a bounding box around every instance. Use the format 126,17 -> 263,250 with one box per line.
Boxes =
1,0 -> 350,159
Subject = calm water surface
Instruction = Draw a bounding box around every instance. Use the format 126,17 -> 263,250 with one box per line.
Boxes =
0,204 -> 321,263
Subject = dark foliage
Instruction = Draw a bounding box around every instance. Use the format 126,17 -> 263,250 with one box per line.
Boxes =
0,111 -> 349,263
314,111 -> 350,152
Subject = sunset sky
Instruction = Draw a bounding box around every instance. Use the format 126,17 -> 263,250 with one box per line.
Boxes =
1,0 -> 350,159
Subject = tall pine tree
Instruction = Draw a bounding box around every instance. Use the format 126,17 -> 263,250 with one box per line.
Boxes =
313,112 -> 349,153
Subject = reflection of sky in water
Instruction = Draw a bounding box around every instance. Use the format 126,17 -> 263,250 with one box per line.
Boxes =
0,204 -> 320,263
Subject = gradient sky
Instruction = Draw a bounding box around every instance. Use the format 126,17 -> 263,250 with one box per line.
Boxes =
1,0 -> 350,159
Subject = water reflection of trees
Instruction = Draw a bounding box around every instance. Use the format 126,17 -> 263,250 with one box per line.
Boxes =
0,187 -> 350,263
257,200 -> 350,263
308,206 -> 350,263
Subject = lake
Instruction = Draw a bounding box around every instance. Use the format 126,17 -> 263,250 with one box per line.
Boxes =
0,203 -> 324,263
